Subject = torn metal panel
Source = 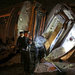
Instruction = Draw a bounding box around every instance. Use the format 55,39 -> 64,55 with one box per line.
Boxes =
42,4 -> 75,51
61,23 -> 75,53
44,23 -> 75,61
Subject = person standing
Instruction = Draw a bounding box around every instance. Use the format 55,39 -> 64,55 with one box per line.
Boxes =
23,31 -> 31,75
16,31 -> 24,52
16,31 -> 26,64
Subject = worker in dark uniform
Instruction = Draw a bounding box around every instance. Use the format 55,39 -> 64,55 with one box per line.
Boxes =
23,31 -> 31,75
16,31 -> 25,63
16,31 -> 24,51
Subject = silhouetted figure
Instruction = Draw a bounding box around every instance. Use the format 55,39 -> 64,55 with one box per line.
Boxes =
23,31 -> 32,75
16,32 -> 24,50
16,31 -> 25,63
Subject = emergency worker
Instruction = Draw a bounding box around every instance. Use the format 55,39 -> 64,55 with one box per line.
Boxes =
16,31 -> 25,63
16,31 -> 24,52
23,31 -> 31,75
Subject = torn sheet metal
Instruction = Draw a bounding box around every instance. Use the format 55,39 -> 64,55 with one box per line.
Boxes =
44,14 -> 65,50
44,23 -> 75,60
42,4 -> 74,51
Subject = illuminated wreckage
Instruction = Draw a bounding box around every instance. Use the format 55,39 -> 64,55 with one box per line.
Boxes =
34,4 -> 75,73
18,2 -> 75,73
0,1 -> 74,73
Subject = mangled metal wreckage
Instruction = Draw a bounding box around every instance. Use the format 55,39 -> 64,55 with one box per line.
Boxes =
34,4 -> 75,73
0,1 -> 75,73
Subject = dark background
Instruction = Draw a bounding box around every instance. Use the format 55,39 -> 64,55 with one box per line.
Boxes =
0,0 -> 75,13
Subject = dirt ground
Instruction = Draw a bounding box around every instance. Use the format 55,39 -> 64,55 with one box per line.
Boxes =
0,64 -> 26,75
0,63 -> 75,75
0,53 -> 75,75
